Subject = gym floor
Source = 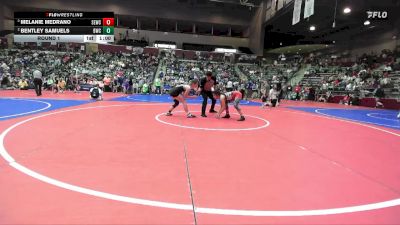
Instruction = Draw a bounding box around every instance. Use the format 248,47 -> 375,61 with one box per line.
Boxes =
0,90 -> 399,224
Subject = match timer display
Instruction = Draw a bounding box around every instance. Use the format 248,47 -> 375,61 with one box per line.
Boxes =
14,12 -> 115,43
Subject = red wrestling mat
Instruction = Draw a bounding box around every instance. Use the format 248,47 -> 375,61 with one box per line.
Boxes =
0,101 -> 399,224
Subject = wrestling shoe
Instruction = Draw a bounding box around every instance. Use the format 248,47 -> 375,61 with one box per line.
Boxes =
222,114 -> 230,119
187,113 -> 196,118
201,114 -> 207,117
237,116 -> 245,121
209,109 -> 217,113
166,112 -> 173,116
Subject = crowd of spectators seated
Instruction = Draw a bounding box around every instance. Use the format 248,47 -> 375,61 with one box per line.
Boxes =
290,49 -> 400,107
237,60 -> 298,99
0,48 -> 159,94
161,51 -> 243,94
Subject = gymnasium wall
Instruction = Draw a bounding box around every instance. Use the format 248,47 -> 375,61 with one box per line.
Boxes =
114,28 -> 250,50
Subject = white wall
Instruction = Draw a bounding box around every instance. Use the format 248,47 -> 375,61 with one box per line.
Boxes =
115,28 -> 249,49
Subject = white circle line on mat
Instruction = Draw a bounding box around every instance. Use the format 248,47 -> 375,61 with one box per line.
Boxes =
366,113 -> 400,122
0,98 -> 51,119
0,104 -> 400,216
315,109 -> 400,128
126,96 -> 167,103
155,111 -> 269,131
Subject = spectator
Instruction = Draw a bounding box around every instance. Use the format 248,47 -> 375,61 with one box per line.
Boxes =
262,85 -> 279,108
142,82 -> 149,94
89,84 -> 103,100
1,75 -> 10,88
132,81 -> 138,94
18,79 -> 29,90
226,80 -> 233,92
341,93 -> 351,105
57,79 -> 66,93
103,75 -> 111,92
154,78 -> 162,95
374,85 -> 385,108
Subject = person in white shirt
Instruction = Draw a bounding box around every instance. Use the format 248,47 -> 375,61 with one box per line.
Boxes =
226,80 -> 233,92
33,68 -> 43,96
262,86 -> 279,108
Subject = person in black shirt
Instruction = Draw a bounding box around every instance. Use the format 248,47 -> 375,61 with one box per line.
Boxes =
1,75 -> 10,88
165,79 -> 199,118
198,71 -> 217,117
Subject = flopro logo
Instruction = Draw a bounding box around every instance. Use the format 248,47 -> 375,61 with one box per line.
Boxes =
367,11 -> 388,19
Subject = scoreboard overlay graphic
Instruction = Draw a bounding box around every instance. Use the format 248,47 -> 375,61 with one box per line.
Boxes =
13,12 -> 114,43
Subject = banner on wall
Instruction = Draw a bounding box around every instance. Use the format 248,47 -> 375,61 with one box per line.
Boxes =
277,0 -> 284,10
272,0 -> 278,12
304,0 -> 314,18
292,0 -> 302,25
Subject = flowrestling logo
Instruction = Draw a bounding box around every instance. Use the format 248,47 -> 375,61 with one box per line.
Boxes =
367,11 -> 388,19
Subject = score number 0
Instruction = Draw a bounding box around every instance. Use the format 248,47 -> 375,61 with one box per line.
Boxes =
103,18 -> 114,26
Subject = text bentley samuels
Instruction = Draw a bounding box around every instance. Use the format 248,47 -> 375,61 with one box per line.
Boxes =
19,28 -> 70,34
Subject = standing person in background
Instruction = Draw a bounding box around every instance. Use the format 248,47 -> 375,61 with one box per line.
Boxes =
103,75 -> 111,92
307,86 -> 315,101
260,89 -> 268,106
374,85 -> 385,108
112,76 -> 119,93
132,80 -> 138,94
123,78 -> 130,94
73,74 -> 80,93
1,75 -> 10,89
295,84 -> 301,100
246,80 -> 253,98
251,82 -> 258,99
33,67 -> 43,96
198,71 -> 217,117
154,78 -> 162,95
142,82 -> 149,94
128,77 -> 133,94
138,79 -> 144,93
276,83 -> 283,106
